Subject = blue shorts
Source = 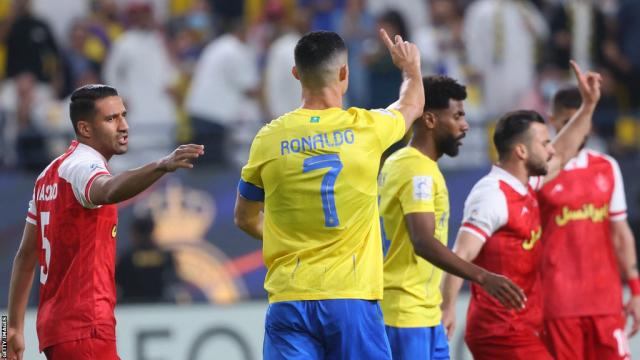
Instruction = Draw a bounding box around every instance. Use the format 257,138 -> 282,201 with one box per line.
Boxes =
385,324 -> 450,360
264,299 -> 391,360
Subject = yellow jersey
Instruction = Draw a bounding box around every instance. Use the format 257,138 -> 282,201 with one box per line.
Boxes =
239,107 -> 405,303
378,146 -> 449,327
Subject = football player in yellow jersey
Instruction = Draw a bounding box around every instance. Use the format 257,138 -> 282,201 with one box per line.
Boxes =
234,30 -> 424,359
379,76 -> 526,360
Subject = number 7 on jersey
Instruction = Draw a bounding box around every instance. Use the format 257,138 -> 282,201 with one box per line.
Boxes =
303,154 -> 343,228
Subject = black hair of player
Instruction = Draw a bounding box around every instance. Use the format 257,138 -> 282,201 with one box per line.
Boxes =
552,86 -> 581,113
294,31 -> 346,75
423,75 -> 467,111
493,110 -> 546,158
69,84 -> 119,134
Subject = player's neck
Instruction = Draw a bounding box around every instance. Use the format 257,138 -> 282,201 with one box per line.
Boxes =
409,136 -> 439,162
496,159 -> 529,186
300,86 -> 344,110
77,137 -> 113,161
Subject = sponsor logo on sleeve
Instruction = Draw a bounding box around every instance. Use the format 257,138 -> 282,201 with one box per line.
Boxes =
413,176 -> 433,201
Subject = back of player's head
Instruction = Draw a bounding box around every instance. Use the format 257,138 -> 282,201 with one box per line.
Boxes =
69,84 -> 118,134
423,75 -> 467,111
493,110 -> 545,158
552,86 -> 581,115
294,31 -> 346,89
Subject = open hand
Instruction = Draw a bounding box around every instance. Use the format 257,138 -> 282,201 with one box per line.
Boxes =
570,60 -> 602,106
379,28 -> 420,75
481,272 -> 527,311
159,144 -> 204,172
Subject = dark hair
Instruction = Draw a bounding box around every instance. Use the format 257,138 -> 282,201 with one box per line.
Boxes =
552,86 -> 581,114
294,31 -> 346,87
423,75 -> 467,111
493,110 -> 545,157
378,9 -> 409,41
69,84 -> 118,134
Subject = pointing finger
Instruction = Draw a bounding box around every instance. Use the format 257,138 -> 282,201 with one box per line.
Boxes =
379,28 -> 394,50
569,60 -> 583,80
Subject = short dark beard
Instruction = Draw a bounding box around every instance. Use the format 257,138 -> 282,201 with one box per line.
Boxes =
526,156 -> 548,176
437,132 -> 461,157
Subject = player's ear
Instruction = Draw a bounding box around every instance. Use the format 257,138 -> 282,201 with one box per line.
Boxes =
423,111 -> 436,130
339,64 -> 348,82
514,142 -> 528,160
292,66 -> 300,80
76,120 -> 92,138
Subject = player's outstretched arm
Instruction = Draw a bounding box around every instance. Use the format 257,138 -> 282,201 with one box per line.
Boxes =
611,219 -> 640,337
89,144 -> 204,205
7,223 -> 38,360
406,213 -> 525,311
234,192 -> 264,240
440,230 -> 526,339
545,60 -> 601,183
380,28 -> 424,131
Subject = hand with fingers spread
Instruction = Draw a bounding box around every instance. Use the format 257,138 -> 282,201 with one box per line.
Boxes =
379,28 -> 421,75
159,144 -> 205,172
570,60 -> 602,106
625,296 -> 640,337
480,271 -> 527,311
7,328 -> 25,360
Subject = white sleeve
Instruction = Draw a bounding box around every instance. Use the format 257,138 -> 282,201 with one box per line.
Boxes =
59,158 -> 111,209
459,181 -> 508,242
26,187 -> 37,225
608,158 -> 627,221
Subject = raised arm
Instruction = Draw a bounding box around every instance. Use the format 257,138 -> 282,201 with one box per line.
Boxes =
89,144 -> 204,205
7,223 -> 39,360
381,28 -> 424,131
406,213 -> 524,310
544,61 -> 601,183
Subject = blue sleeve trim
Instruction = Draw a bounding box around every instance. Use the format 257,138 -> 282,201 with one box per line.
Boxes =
238,179 -> 265,202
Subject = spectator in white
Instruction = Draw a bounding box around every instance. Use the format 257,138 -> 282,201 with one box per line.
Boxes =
463,0 -> 548,117
185,18 -> 260,166
103,1 -> 179,171
263,8 -> 310,119
414,0 -> 466,83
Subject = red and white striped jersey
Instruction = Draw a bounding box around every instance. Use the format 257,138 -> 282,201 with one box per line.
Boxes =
459,166 -> 544,342
26,140 -> 118,351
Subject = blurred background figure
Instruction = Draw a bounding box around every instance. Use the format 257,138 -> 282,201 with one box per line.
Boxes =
116,212 -> 179,304
103,1 -> 179,171
263,6 -> 309,119
5,0 -> 60,92
185,17 -> 260,167
363,9 -> 409,109
334,0 -> 374,107
463,0 -> 548,118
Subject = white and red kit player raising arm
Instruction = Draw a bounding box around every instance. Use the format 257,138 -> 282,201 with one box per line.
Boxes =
536,86 -> 639,360
439,61 -> 602,360
6,85 -> 203,360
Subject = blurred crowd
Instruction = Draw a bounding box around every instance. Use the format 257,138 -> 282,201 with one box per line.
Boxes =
1,0 -> 639,172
